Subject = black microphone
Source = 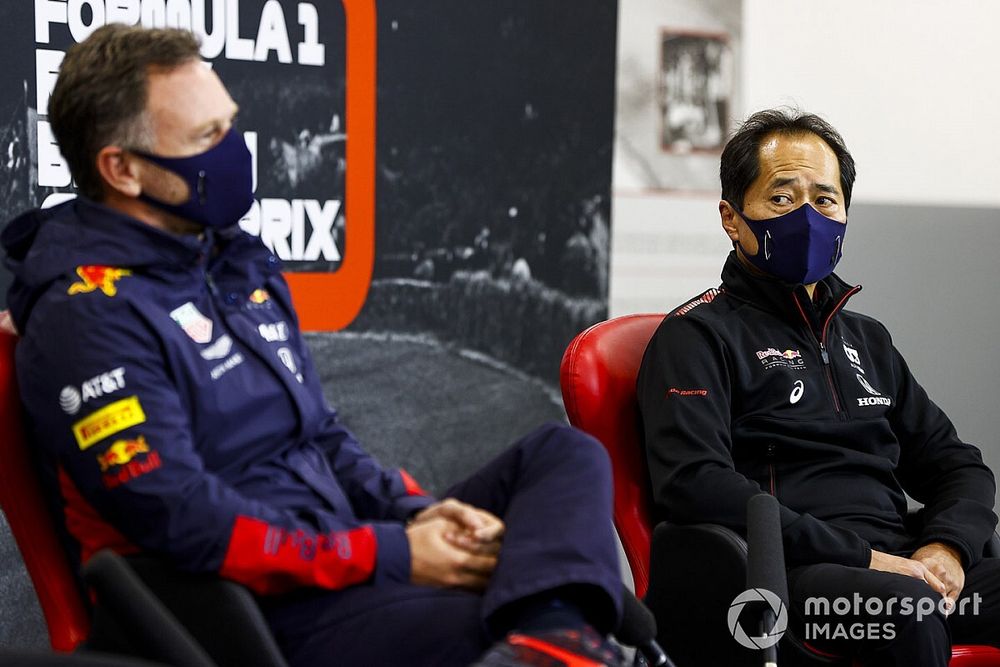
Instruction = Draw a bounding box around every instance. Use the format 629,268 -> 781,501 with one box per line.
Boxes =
616,587 -> 674,667
746,493 -> 789,667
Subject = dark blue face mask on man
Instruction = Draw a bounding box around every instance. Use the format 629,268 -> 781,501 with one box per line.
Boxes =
133,128 -> 254,229
733,202 -> 848,285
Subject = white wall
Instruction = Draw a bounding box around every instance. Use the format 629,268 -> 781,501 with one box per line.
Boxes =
742,0 -> 1000,209
611,0 -> 1000,318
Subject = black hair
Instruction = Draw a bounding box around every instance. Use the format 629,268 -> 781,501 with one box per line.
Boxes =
720,108 -> 856,211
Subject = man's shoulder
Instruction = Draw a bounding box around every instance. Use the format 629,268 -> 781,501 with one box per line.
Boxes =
666,287 -> 724,319
22,266 -> 152,346
655,286 -> 740,333
839,307 -> 892,337
642,287 -> 737,353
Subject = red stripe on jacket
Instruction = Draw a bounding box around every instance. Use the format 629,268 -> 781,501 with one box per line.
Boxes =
220,516 -> 377,595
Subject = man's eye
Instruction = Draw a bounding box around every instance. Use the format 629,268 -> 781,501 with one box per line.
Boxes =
817,196 -> 836,206
771,195 -> 792,205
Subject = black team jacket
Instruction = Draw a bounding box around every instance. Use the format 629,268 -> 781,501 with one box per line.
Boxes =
637,251 -> 997,569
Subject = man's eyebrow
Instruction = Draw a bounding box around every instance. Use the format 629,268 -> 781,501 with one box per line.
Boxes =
815,182 -> 841,195
191,119 -> 223,136
769,176 -> 799,189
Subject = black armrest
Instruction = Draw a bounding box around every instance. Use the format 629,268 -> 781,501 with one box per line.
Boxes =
82,550 -> 216,667
644,522 -> 754,667
84,552 -> 288,667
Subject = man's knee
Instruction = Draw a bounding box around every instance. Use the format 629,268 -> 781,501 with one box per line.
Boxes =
519,422 -> 611,476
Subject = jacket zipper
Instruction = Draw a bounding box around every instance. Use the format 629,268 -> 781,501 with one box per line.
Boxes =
792,286 -> 861,416
768,462 -> 776,496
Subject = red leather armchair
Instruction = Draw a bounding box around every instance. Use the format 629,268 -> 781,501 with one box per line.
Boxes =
560,313 -> 1000,667
0,327 -> 288,666
0,330 -> 90,652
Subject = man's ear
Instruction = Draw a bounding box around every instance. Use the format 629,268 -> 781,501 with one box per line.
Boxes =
95,146 -> 143,198
719,200 -> 741,243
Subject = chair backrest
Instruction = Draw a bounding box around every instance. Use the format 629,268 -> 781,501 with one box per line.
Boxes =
559,314 -> 664,599
0,330 -> 91,651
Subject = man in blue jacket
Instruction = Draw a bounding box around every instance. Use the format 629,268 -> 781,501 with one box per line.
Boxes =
638,109 -> 1000,665
3,24 -> 624,666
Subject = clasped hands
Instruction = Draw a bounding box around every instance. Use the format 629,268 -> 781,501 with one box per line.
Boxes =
406,498 -> 505,591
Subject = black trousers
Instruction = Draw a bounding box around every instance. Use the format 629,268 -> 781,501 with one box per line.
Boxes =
787,556 -> 1000,666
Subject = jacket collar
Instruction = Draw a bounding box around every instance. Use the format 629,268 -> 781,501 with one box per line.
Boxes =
719,250 -> 862,333
3,197 -> 278,332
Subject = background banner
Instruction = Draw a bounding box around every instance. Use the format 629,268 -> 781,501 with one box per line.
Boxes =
0,0 -> 617,388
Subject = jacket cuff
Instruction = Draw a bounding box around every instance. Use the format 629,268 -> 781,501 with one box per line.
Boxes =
917,533 -> 977,569
391,494 -> 437,522
371,522 -> 411,584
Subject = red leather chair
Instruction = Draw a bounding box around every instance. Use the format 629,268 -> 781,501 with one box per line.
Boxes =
560,313 -> 1000,667
0,329 -> 91,652
0,326 -> 289,665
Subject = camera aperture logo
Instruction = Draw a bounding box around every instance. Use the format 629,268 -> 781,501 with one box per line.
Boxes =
728,588 -> 788,649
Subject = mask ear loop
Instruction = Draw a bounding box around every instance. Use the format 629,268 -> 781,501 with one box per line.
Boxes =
764,229 -> 773,260
831,235 -> 842,267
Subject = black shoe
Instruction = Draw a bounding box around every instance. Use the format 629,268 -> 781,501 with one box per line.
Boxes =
472,626 -> 626,667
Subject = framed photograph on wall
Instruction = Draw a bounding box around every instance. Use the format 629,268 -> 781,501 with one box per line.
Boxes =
613,0 -> 742,193
659,30 -> 733,153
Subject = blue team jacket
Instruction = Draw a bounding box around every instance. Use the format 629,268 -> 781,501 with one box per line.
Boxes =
2,198 -> 434,594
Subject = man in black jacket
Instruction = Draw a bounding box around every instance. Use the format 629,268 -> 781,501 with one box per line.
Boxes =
638,108 -> 999,666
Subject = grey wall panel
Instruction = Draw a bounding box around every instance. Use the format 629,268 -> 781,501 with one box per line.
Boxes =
838,203 -> 1000,511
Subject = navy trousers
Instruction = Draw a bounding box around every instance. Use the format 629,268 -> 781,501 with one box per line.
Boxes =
261,423 -> 623,667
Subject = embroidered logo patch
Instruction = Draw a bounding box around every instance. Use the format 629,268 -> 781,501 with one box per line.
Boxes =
96,435 -> 151,472
665,387 -> 708,398
789,380 -> 805,404
59,367 -> 126,415
170,302 -> 214,344
756,347 -> 807,371
248,288 -> 271,306
72,396 -> 146,450
67,266 -> 132,297
102,451 -> 162,489
277,346 -> 303,383
200,335 -> 234,361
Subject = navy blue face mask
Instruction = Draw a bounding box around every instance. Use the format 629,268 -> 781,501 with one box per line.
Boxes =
734,203 -> 847,285
134,128 -> 253,229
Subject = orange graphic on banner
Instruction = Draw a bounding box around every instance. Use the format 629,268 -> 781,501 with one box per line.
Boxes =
285,0 -> 376,331
67,266 -> 132,297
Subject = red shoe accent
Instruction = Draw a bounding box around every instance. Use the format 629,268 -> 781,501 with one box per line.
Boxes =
507,634 -> 605,667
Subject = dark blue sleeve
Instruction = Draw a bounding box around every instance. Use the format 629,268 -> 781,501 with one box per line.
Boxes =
17,294 -> 411,594
314,417 -> 437,522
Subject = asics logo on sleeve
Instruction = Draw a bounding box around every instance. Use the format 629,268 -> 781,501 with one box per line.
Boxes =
789,380 -> 805,404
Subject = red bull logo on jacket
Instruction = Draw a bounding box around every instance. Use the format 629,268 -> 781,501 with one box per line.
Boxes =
755,347 -> 806,371
96,435 -> 150,472
67,266 -> 132,297
97,435 -> 162,489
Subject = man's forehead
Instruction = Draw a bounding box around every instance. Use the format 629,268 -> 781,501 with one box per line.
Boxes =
146,61 -> 235,126
757,132 -> 840,181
